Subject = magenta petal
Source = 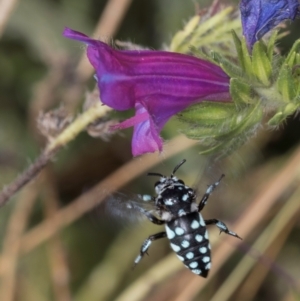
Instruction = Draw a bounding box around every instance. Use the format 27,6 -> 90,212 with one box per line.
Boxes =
131,103 -> 162,156
64,28 -> 231,156
63,28 -> 94,44
110,111 -> 149,130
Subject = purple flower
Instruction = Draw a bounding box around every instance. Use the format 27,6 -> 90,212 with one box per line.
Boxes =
63,28 -> 230,156
240,0 -> 300,49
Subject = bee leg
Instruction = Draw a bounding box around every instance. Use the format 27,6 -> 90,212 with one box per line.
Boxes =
198,174 -> 224,212
132,204 -> 165,225
205,219 -> 242,240
133,232 -> 167,268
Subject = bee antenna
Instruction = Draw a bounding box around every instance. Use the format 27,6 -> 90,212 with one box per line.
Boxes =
172,159 -> 186,175
147,172 -> 164,177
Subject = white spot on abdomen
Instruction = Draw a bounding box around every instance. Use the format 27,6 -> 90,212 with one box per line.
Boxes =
165,225 -> 175,239
181,240 -> 190,248
192,269 -> 202,275
186,252 -> 194,259
199,214 -> 205,226
175,227 -> 184,235
177,254 -> 184,261
189,261 -> 198,268
199,247 -> 207,254
191,220 -> 200,229
205,262 -> 211,270
170,243 -> 181,252
195,234 -> 203,242
202,256 -> 210,263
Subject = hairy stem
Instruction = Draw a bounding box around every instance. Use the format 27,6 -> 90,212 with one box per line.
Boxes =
0,102 -> 112,206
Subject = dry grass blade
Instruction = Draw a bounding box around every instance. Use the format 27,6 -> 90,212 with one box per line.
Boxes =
0,184 -> 37,301
209,185 -> 300,301
0,149 -> 57,207
0,0 -> 19,37
42,171 -> 71,301
281,290 -> 299,301
236,227 -> 295,301
74,225 -> 159,301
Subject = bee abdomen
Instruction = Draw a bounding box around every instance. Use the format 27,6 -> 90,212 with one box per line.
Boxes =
165,212 -> 212,277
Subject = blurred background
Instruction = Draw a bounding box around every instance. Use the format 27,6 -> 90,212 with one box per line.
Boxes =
0,0 -> 300,300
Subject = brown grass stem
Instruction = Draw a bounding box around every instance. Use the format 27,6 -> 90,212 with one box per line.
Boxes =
0,0 -> 19,37
0,149 -> 57,207
42,171 -> 72,301
0,185 -> 37,301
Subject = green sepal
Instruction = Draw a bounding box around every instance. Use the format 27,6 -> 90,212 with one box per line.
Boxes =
232,31 -> 253,75
170,15 -> 200,53
182,126 -> 221,140
216,102 -> 263,140
210,51 -> 243,79
198,132 -> 250,155
230,78 -> 254,105
285,39 -> 300,67
267,30 -> 278,61
276,64 -> 296,102
232,30 -> 243,64
201,103 -> 262,155
252,41 -> 272,86
294,64 -> 300,97
188,46 -> 217,65
180,102 -> 263,156
268,103 -> 298,126
191,6 -> 235,40
296,53 -> 300,65
178,102 -> 236,127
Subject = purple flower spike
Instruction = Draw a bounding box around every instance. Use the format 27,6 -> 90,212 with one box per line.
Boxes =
63,28 -> 231,156
240,0 -> 300,49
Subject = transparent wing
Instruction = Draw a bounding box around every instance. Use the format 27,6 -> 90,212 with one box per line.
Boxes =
192,160 -> 226,206
103,192 -> 156,223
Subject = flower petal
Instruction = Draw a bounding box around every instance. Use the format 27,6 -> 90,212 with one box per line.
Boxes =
131,103 -> 162,156
64,28 -> 231,156
240,0 -> 300,49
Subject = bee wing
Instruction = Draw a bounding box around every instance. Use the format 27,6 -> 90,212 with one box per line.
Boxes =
103,192 -> 156,223
192,160 -> 226,205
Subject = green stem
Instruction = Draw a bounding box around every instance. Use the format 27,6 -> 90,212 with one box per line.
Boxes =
47,102 -> 112,151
